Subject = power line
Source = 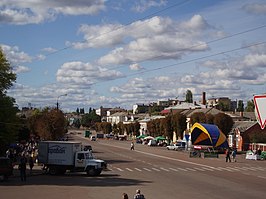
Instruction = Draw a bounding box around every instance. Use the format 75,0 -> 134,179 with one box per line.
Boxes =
107,24 -> 266,71
44,0 -> 191,57
91,40 -> 266,85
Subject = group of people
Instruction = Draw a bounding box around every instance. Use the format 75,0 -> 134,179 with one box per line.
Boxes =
225,148 -> 237,162
6,138 -> 38,182
17,152 -> 35,182
122,190 -> 145,199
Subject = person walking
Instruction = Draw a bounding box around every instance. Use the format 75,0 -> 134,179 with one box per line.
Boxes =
28,155 -> 34,174
19,153 -> 27,181
130,142 -> 135,150
231,148 -> 237,162
225,148 -> 231,162
134,189 -> 145,199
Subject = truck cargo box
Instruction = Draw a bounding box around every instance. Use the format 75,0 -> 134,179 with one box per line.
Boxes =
38,141 -> 82,166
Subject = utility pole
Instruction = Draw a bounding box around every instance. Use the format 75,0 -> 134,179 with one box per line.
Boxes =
56,94 -> 67,110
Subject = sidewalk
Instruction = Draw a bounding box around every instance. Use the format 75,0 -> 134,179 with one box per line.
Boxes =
11,164 -> 44,178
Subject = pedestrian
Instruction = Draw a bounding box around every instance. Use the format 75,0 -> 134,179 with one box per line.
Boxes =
134,189 -> 145,199
122,193 -> 128,199
130,142 -> 135,150
225,148 -> 231,162
231,148 -> 237,162
28,155 -> 34,174
19,153 -> 27,181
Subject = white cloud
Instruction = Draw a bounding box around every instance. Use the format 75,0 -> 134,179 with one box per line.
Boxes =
41,47 -> 57,53
129,63 -> 143,70
0,0 -> 106,25
243,54 -> 266,67
71,23 -> 125,49
242,3 -> 266,15
180,15 -> 211,31
95,15 -> 211,66
132,0 -> 167,13
1,44 -> 32,64
13,65 -> 30,74
56,61 -> 124,86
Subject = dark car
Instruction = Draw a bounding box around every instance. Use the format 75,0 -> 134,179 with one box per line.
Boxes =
0,157 -> 13,181
83,145 -> 93,152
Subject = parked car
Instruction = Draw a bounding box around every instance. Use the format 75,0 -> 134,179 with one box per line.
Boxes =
166,141 -> 186,150
0,157 -> 13,181
91,136 -> 96,141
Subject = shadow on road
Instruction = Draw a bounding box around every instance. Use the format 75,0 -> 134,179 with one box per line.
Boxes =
1,172 -> 151,187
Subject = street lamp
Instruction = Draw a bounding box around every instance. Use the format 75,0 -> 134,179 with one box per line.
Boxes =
56,94 -> 67,110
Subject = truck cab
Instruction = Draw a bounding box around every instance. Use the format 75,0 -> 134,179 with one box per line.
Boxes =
75,151 -> 106,176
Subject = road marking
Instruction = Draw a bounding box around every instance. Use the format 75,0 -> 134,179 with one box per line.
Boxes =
200,167 -> 214,171
143,168 -> 151,172
243,167 -> 257,171
116,168 -> 123,171
169,168 -> 179,172
234,167 -> 249,171
193,167 -> 206,171
126,168 -> 133,172
160,167 -> 169,172
225,167 -> 239,171
217,167 -> 233,172
254,167 -> 265,171
257,175 -> 266,179
176,167 -> 188,171
135,168 -> 142,171
152,168 -> 160,171
185,168 -> 197,171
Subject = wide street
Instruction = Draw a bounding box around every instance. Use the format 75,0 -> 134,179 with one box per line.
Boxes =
1,132 -> 266,199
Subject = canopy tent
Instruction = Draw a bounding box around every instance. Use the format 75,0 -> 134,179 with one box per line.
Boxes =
143,136 -> 154,140
137,134 -> 147,139
191,123 -> 229,148
155,136 -> 166,141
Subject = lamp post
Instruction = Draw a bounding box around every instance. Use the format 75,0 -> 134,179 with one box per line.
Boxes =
56,94 -> 67,110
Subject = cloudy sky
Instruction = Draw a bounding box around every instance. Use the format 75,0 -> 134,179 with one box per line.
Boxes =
1,0 -> 266,112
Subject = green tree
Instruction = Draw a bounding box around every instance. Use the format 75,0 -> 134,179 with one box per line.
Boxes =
206,114 -> 214,124
80,108 -> 85,114
0,49 -> 16,94
95,122 -> 112,134
81,110 -> 101,128
0,95 -> 20,155
160,116 -> 172,138
237,100 -> 244,112
213,113 -> 233,137
185,90 -> 193,103
217,102 -> 229,111
28,108 -> 67,140
73,118 -> 81,128
190,112 -> 206,125
0,49 -> 19,155
172,113 -> 187,139
245,100 -> 255,112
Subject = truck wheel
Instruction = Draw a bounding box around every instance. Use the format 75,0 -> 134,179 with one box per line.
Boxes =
87,169 -> 102,176
49,167 -> 57,175
87,168 -> 96,176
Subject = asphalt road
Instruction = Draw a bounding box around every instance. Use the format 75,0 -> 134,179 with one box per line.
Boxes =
1,132 -> 266,199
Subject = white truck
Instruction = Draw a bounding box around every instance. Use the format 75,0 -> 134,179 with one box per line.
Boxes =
38,141 -> 106,176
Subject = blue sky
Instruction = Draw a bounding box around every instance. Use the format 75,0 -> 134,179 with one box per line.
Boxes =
1,0 -> 266,112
